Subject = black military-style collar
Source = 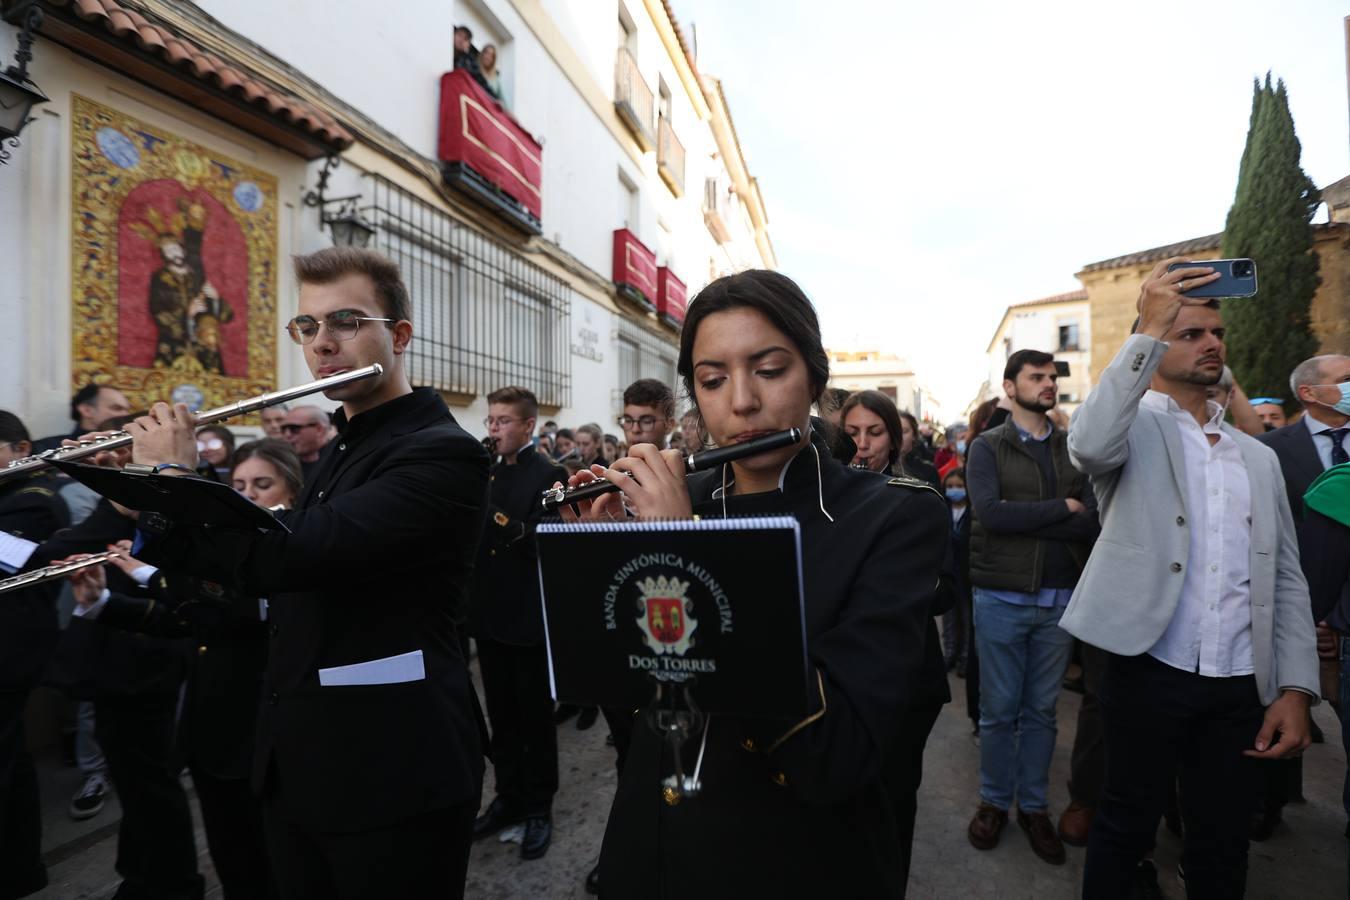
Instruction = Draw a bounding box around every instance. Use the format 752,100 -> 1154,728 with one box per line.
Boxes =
330,387 -> 443,444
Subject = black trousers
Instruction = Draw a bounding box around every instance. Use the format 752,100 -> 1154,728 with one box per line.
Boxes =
191,766 -> 278,900
476,638 -> 558,815
95,694 -> 204,900
1068,642 -> 1108,807
1083,653 -> 1264,900
600,705 -> 636,775
262,794 -> 476,900
884,701 -> 944,898
0,691 -> 45,900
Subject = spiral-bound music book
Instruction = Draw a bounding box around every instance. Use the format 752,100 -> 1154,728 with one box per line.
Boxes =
536,516 -> 810,717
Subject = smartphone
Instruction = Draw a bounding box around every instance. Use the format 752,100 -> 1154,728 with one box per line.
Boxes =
1166,258 -> 1257,299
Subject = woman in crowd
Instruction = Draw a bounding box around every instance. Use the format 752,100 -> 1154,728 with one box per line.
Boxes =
196,424 -> 235,482
479,44 -> 505,104
840,389 -> 907,475
602,433 -> 622,464
839,388 -> 953,890
63,438 -> 303,900
560,270 -> 947,897
897,410 -> 940,488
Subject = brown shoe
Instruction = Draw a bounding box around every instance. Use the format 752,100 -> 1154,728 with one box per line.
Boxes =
967,803 -> 1008,850
1057,800 -> 1094,847
1018,808 -> 1067,865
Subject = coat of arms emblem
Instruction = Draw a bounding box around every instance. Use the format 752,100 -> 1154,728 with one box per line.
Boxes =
634,574 -> 697,656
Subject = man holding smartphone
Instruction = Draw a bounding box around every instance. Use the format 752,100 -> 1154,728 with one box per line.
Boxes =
1063,258 -> 1317,899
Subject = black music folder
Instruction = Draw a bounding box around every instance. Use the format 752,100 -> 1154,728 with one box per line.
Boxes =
50,461 -> 288,532
536,516 -> 809,718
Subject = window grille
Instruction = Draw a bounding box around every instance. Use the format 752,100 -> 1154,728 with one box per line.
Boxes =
616,316 -> 678,396
363,175 -> 571,407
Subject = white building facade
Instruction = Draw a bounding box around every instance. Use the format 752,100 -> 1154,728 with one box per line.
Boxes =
825,348 -> 943,423
0,0 -> 774,441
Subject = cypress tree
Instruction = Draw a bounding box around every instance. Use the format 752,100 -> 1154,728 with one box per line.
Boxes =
1220,73 -> 1321,403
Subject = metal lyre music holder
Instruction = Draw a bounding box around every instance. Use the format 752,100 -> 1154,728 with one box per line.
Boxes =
646,676 -> 705,803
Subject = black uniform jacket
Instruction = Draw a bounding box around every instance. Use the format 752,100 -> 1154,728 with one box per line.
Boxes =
469,444 -> 566,646
598,434 -> 948,898
96,571 -> 267,780
137,388 -> 490,832
0,472 -> 70,688
35,500 -> 187,699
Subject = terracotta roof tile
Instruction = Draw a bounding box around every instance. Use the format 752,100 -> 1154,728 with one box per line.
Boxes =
1080,233 -> 1224,274
52,0 -> 353,149
1010,289 -> 1088,309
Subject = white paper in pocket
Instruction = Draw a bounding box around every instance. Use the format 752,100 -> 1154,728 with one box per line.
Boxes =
318,650 -> 425,687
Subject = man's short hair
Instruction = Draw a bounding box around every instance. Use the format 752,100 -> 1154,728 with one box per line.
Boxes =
1290,355 -> 1344,406
0,410 -> 30,445
487,386 -> 539,419
623,379 -> 675,418
1003,349 -> 1056,383
70,383 -> 103,423
292,405 -> 331,427
292,247 -> 412,323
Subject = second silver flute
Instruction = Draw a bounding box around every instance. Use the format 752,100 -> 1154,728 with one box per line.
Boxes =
0,552 -> 121,597
1,364 -> 384,482
540,427 -> 803,512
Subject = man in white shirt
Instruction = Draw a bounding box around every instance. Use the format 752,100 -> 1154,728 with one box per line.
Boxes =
1062,258 -> 1317,899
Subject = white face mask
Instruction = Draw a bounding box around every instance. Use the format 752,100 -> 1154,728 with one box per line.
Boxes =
1310,382 -> 1350,416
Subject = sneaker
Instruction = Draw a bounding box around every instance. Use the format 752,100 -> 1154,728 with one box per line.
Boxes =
69,772 -> 110,820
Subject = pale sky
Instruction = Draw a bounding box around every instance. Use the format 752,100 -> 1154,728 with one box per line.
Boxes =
675,0 -> 1350,417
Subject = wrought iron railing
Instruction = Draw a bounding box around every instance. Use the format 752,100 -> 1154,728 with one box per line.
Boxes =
363,175 -> 571,407
657,115 -> 685,197
614,47 -> 655,151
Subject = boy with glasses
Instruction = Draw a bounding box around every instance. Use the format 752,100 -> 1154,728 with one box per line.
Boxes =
617,379 -> 678,449
468,387 -> 567,861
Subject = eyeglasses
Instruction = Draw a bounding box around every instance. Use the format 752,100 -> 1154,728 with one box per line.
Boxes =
286,310 -> 393,345
483,416 -> 520,428
1248,397 -> 1284,406
197,439 -> 225,452
618,415 -> 660,430
280,422 -> 321,434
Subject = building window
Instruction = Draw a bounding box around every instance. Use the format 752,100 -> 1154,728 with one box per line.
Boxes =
364,175 -> 571,407
617,316 -> 678,394
1058,323 -> 1080,352
878,385 -> 898,402
619,168 -> 639,231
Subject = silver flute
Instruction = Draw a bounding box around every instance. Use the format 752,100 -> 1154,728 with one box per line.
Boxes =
1,364 -> 383,482
0,551 -> 121,597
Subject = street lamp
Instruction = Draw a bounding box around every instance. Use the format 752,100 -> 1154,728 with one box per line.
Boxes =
0,1 -> 48,165
301,155 -> 377,248
325,200 -> 376,248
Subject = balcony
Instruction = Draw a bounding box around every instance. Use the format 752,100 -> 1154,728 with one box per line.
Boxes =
703,176 -> 733,244
614,47 -> 655,151
613,228 -> 658,311
436,69 -> 543,234
657,115 -> 685,197
657,266 -> 687,329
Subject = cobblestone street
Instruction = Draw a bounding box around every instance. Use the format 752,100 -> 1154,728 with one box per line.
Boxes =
32,671 -> 1347,898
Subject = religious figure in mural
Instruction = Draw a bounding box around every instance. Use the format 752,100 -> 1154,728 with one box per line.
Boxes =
131,199 -> 236,374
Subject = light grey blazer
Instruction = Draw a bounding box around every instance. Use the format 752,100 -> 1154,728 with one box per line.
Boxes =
1060,334 -> 1318,706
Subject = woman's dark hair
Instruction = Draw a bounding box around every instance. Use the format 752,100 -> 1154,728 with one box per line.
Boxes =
677,270 -> 830,408
968,399 -> 1000,439
896,410 -> 920,453
838,390 -> 905,467
231,438 -> 303,503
